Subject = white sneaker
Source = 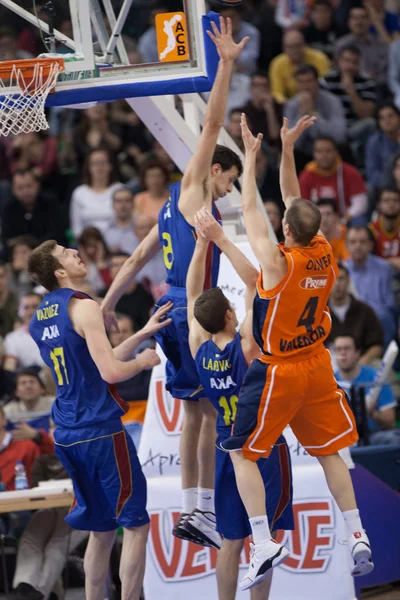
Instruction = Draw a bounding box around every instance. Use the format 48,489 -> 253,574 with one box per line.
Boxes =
239,539 -> 289,591
349,531 -> 374,577
183,509 -> 222,549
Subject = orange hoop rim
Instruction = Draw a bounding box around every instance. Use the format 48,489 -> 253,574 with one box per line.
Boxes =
0,57 -> 65,79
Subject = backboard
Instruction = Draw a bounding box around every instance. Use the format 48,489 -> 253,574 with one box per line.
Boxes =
0,0 -> 219,107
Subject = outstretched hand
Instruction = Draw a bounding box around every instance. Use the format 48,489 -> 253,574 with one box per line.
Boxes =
280,115 -> 317,147
207,17 -> 249,63
241,113 -> 263,154
141,302 -> 173,338
195,206 -> 225,245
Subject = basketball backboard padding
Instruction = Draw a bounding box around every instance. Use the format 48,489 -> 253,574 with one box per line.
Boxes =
45,12 -> 220,108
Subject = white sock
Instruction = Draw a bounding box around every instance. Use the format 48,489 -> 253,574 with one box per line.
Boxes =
182,488 -> 197,514
249,515 -> 271,545
343,509 -> 363,536
197,488 -> 215,513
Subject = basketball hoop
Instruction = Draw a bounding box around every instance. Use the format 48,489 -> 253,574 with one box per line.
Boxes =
0,57 -> 64,137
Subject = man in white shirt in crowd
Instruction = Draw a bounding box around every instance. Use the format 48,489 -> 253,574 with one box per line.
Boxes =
103,187 -> 137,255
3,293 -> 45,372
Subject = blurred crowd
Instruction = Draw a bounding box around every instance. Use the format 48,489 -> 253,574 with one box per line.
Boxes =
0,0 -> 400,489
0,0 -> 400,597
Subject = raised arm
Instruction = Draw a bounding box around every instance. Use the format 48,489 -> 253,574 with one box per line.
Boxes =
113,303 -> 173,361
100,224 -> 160,329
179,18 -> 248,202
186,235 -> 211,357
194,206 -> 259,290
71,299 -> 160,383
240,113 -> 282,273
280,115 -> 316,208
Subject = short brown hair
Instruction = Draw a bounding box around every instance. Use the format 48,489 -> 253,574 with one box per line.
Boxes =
28,240 -> 63,292
194,288 -> 231,334
285,199 -> 321,245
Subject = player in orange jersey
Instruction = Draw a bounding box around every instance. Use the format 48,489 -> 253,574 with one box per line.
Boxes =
222,115 -> 374,590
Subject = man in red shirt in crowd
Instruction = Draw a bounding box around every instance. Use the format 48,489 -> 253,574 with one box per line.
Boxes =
0,406 -> 53,490
299,136 -> 368,223
369,188 -> 400,269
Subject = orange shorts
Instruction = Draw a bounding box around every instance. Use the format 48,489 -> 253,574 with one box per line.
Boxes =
222,348 -> 358,461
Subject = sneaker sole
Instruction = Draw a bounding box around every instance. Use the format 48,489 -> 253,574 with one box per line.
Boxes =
239,546 -> 290,591
351,548 -> 374,577
184,520 -> 221,549
172,526 -> 203,545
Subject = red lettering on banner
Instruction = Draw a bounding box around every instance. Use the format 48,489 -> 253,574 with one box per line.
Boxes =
149,501 -> 334,581
281,500 -> 334,573
181,543 -> 209,578
150,511 -> 182,578
155,380 -> 183,434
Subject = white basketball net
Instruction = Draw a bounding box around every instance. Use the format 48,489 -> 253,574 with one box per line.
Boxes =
0,61 -> 62,137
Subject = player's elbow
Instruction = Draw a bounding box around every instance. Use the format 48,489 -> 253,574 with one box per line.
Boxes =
203,118 -> 223,134
99,364 -> 120,384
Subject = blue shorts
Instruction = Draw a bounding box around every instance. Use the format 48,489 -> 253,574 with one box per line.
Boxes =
154,287 -> 203,401
215,436 -> 294,540
55,425 -> 149,532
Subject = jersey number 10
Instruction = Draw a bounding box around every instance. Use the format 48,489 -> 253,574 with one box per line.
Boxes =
219,395 -> 239,427
50,347 -> 69,386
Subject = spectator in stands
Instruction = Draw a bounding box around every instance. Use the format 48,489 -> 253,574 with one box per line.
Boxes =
70,148 -> 123,239
369,188 -> 400,268
103,187 -> 137,255
151,140 -> 182,184
256,145 -> 282,205
335,7 -> 388,86
239,70 -> 281,148
316,198 -> 350,262
216,5 -> 261,75
73,104 -> 122,165
304,0 -> 340,59
284,64 -> 346,156
133,160 -> 171,223
8,132 -> 59,184
109,313 -> 154,448
138,4 -> 169,64
334,335 -> 399,446
0,261 -> 18,338
3,293 -> 44,373
9,451 -> 79,600
320,45 -> 377,150
275,0 -> 309,29
345,225 -> 397,346
264,200 -> 284,242
99,252 -> 155,330
132,215 -> 166,298
251,0 -> 283,69
299,137 -> 368,222
364,0 -> 400,41
226,109 -> 245,152
17,0 -> 49,56
4,369 -> 53,418
388,38 -> 400,110
326,265 -> 384,364
365,105 -> 400,190
6,236 -> 36,298
269,29 -> 330,103
77,227 -> 112,295
1,170 -> 63,257
0,407 -> 53,491
0,26 -> 32,61
4,370 -> 54,454
386,153 -> 400,191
